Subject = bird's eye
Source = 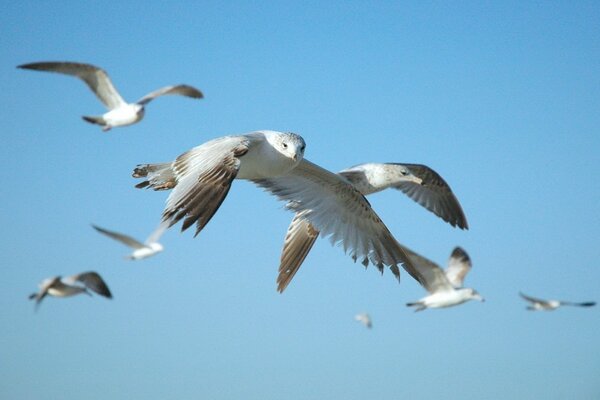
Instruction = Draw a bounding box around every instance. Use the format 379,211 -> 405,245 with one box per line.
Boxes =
300,145 -> 305,152
282,143 -> 288,149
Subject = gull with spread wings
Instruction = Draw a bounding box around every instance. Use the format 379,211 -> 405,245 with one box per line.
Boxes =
276,162 -> 468,292
519,292 -> 595,311
92,222 -> 168,260
18,61 -> 203,131
404,246 -> 483,311
132,130 -> 415,281
29,271 -> 112,310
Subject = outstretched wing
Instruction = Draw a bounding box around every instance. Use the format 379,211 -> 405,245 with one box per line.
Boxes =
136,84 -> 204,105
253,159 -> 416,279
65,271 -> 112,298
519,292 -> 549,306
397,244 -> 454,294
92,224 -> 146,249
444,247 -> 472,288
161,136 -> 251,235
277,211 -> 320,293
389,163 -> 468,230
18,61 -> 126,109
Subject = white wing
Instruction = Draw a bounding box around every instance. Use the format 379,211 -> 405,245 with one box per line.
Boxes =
444,247 -> 472,288
253,159 -> 415,277
18,61 -> 126,109
144,220 -> 170,245
397,244 -> 454,294
92,224 -> 146,249
63,271 -> 112,298
136,84 -> 203,105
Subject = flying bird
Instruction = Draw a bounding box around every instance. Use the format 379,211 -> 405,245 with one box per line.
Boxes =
404,246 -> 484,311
519,292 -> 596,311
277,162 -> 468,292
354,312 -> 372,329
92,222 -> 167,260
18,61 -> 203,131
29,271 -> 112,310
133,130 -> 415,280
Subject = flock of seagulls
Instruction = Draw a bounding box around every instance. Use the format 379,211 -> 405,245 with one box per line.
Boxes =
22,60 -> 595,319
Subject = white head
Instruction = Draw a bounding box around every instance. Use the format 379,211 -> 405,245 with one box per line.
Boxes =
265,131 -> 306,163
465,288 -> 484,303
391,164 -> 423,184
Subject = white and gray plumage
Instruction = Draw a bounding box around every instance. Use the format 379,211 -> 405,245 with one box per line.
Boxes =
404,246 -> 483,311
92,222 -> 167,260
132,130 -> 415,279
18,61 -> 203,131
276,162 -> 467,292
519,292 -> 596,311
29,271 -> 112,310
354,312 -> 372,329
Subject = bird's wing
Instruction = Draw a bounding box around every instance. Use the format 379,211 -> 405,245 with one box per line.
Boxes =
277,211 -> 320,293
397,244 -> 454,293
161,136 -> 251,236
253,159 -> 416,279
64,271 -> 112,298
444,247 -> 472,288
519,292 -> 549,306
136,84 -> 204,105
92,224 -> 146,249
559,301 -> 596,307
144,221 -> 170,245
388,163 -> 468,230
18,61 -> 126,110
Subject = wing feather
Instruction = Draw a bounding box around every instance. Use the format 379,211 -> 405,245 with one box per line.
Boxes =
444,246 -> 472,288
136,84 -> 204,105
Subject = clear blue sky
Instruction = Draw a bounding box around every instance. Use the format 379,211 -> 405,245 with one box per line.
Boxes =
2,2 -> 599,399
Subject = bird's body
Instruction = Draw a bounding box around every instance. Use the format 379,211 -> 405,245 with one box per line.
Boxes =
18,61 -> 203,131
29,272 -> 112,310
519,292 -> 596,311
354,313 -> 372,329
133,130 -> 415,279
92,223 -> 167,260
404,246 -> 483,311
276,162 -> 468,292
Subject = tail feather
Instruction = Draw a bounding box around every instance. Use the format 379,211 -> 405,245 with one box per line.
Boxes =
132,163 -> 176,190
406,302 -> 426,312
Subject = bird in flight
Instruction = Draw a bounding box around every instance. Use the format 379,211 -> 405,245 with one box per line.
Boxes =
18,61 -> 203,131
133,130 -> 415,281
519,292 -> 596,311
276,162 -> 468,292
92,222 -> 167,260
354,312 -> 373,329
404,246 -> 484,311
29,271 -> 112,310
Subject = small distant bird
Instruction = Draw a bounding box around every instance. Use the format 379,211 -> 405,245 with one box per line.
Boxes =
405,246 -> 484,311
354,313 -> 372,329
92,223 -> 167,260
18,61 -> 203,131
277,162 -> 468,293
519,292 -> 596,311
29,271 -> 112,310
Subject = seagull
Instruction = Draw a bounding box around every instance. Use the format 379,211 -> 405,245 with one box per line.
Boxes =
519,292 -> 596,311
18,61 -> 203,131
132,130 -> 415,279
354,312 -> 372,329
29,271 -> 112,310
92,222 -> 167,260
277,162 -> 468,292
404,246 -> 484,311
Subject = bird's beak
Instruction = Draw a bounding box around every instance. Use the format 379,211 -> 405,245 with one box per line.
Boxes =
411,176 -> 423,185
293,154 -> 299,162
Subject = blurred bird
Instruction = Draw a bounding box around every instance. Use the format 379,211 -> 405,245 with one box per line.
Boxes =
354,312 -> 372,329
404,246 -> 484,311
519,292 -> 596,311
29,271 -> 112,310
92,222 -> 167,260
18,61 -> 203,131
277,162 -> 468,292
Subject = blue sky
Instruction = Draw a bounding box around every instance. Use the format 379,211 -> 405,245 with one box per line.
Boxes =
2,2 -> 599,399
